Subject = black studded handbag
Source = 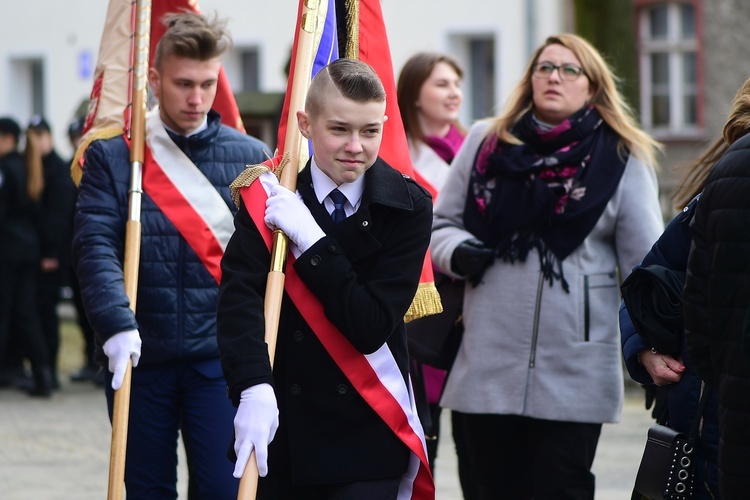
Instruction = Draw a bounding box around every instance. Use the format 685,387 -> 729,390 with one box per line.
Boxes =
632,385 -> 711,500
633,424 -> 695,499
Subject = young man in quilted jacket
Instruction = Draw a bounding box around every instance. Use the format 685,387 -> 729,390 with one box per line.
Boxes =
72,12 -> 268,498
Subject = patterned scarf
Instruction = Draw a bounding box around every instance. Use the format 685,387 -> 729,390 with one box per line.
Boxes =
463,106 -> 627,291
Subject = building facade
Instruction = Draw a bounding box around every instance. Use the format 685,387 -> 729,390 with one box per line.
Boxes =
5,0 -> 745,216
634,0 -> 750,215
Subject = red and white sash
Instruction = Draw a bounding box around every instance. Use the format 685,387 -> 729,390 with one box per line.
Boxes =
141,108 -> 234,283
241,175 -> 435,499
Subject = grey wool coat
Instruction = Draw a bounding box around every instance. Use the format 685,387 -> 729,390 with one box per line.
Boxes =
430,121 -> 663,424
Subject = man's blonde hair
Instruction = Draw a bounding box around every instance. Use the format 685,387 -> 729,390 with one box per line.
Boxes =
153,12 -> 231,70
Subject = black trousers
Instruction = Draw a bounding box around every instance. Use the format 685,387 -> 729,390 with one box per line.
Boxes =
37,268 -> 62,376
452,411 -> 602,500
0,262 -> 49,375
257,426 -> 402,500
259,476 -> 401,500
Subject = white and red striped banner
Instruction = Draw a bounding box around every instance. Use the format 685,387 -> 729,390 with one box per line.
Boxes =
142,108 -> 233,283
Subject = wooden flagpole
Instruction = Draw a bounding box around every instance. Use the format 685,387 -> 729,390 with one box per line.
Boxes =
107,0 -> 150,498
236,0 -> 327,498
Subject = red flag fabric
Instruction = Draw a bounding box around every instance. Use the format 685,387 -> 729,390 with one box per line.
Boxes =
356,0 -> 437,199
352,0 -> 440,321
275,0 -> 339,155
271,0 -> 443,321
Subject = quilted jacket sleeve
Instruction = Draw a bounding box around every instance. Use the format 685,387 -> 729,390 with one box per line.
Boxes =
72,138 -> 139,343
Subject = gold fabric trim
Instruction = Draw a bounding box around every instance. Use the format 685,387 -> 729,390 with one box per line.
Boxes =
70,127 -> 123,186
404,281 -> 443,323
344,0 -> 359,58
229,153 -> 289,208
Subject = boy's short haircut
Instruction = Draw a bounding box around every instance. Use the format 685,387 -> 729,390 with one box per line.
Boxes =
153,11 -> 232,70
305,59 -> 386,118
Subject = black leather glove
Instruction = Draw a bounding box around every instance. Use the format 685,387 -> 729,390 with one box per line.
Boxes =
451,239 -> 494,285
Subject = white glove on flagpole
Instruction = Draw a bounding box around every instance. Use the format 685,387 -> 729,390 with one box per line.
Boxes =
265,185 -> 325,256
233,383 -> 279,478
102,329 -> 142,390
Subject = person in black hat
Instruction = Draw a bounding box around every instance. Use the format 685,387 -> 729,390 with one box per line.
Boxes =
0,116 -> 54,397
26,115 -> 78,389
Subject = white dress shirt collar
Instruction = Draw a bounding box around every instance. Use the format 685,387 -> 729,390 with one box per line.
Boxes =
310,157 -> 365,216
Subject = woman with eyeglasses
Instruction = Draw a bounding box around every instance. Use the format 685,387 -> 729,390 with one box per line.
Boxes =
429,33 -> 663,498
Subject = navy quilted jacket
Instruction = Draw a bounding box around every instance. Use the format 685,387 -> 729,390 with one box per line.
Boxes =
620,197 -> 720,498
73,111 -> 268,366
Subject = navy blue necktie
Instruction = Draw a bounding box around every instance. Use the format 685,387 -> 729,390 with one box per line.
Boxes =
329,188 -> 347,223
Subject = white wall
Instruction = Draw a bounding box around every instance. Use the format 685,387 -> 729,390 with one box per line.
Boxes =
0,0 -> 567,158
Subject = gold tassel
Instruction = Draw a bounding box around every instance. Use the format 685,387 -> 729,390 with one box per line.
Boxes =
404,281 -> 444,323
229,153 -> 289,208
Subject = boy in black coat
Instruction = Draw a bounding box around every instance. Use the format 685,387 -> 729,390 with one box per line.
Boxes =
217,59 -> 433,499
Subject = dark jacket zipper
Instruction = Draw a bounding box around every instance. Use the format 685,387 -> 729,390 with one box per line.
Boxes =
584,275 -> 590,341
529,271 -> 545,368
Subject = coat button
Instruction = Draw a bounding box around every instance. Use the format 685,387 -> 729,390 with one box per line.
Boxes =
337,384 -> 348,395
310,255 -> 322,266
361,220 -> 369,228
290,384 -> 301,396
292,330 -> 304,342
327,242 -> 339,253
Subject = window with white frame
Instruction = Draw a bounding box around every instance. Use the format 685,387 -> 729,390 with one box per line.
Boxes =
638,2 -> 699,136
8,57 -> 45,121
240,48 -> 260,92
447,34 -> 496,125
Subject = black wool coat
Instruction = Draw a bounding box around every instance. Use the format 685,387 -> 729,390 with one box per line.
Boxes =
39,149 -> 77,267
217,158 -> 433,485
0,151 -> 40,263
683,131 -> 750,498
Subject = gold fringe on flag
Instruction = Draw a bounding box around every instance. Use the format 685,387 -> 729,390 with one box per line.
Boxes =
341,0 -> 441,323
70,127 -> 124,186
344,0 -> 359,59
229,153 -> 289,208
404,281 -> 443,323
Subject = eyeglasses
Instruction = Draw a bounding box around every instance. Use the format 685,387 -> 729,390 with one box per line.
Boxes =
532,62 -> 585,81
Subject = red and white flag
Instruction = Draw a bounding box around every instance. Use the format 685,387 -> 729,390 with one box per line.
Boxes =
272,0 -> 441,323
72,0 -> 243,180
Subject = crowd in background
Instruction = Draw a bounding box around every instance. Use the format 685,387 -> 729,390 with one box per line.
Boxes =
0,115 -> 100,399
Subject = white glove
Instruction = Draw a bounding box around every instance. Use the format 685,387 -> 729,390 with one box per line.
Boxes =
102,329 -> 142,390
233,383 -> 279,478
265,185 -> 325,255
